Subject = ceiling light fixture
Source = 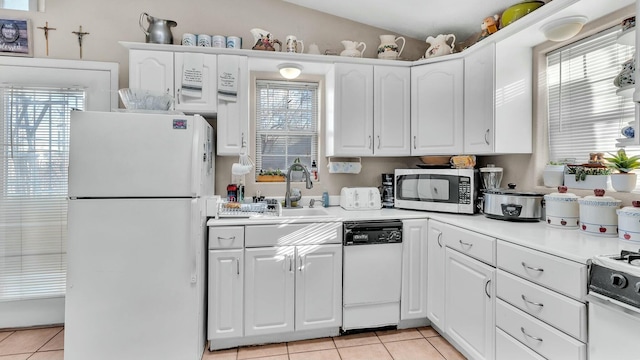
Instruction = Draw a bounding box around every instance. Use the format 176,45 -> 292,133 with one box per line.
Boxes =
541,16 -> 588,42
278,63 -> 303,79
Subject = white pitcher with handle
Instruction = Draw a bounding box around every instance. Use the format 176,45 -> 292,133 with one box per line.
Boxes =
377,35 -> 405,60
340,40 -> 366,57
424,34 -> 456,58
285,35 -> 304,53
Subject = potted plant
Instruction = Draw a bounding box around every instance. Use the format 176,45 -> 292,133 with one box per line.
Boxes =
256,169 -> 285,182
564,164 -> 611,190
605,149 -> 640,192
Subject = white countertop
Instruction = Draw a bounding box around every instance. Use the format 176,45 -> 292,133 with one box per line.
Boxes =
207,207 -> 623,265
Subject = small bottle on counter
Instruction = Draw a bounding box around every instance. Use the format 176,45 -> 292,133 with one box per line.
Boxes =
311,160 -> 318,181
227,184 -> 237,202
322,191 -> 329,208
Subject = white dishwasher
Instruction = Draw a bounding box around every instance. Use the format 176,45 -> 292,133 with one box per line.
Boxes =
342,220 -> 403,331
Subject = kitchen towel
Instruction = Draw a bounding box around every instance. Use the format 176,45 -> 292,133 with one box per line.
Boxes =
218,54 -> 238,102
327,159 -> 362,174
181,53 -> 203,98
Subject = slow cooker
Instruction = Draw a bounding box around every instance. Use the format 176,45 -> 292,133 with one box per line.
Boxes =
483,183 -> 544,221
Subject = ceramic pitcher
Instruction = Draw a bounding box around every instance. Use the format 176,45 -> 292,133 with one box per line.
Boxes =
424,34 -> 456,58
340,40 -> 366,57
285,35 -> 304,54
377,35 -> 405,60
250,28 -> 282,51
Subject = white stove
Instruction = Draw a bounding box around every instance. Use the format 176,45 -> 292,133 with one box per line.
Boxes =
588,250 -> 640,360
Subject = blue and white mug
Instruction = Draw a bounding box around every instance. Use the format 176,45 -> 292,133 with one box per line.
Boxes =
227,36 -> 242,49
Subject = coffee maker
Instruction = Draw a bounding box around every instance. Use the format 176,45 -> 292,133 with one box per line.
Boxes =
381,173 -> 394,208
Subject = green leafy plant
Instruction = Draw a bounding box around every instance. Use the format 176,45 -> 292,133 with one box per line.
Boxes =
605,149 -> 640,174
565,165 -> 611,181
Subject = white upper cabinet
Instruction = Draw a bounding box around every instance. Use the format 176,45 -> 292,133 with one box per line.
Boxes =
129,50 -> 174,95
174,53 -> 217,115
326,63 -> 410,157
216,55 -> 249,156
411,59 -> 464,155
464,42 -> 532,154
374,66 -> 411,156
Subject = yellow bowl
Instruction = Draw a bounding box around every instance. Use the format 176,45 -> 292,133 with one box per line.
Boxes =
501,1 -> 545,28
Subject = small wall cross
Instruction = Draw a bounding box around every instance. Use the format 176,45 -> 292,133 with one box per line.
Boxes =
72,25 -> 90,59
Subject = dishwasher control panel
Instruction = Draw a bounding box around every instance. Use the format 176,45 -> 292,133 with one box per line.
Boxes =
343,220 -> 403,245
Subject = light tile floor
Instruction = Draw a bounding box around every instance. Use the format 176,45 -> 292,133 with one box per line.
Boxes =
0,326 -> 465,360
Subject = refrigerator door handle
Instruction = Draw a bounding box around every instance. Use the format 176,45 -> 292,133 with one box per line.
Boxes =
190,199 -> 199,283
190,118 -> 202,197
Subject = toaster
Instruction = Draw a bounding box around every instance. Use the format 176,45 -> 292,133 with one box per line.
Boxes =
340,187 -> 382,210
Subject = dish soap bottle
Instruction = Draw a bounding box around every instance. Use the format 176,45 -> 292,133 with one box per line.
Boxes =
322,190 -> 329,208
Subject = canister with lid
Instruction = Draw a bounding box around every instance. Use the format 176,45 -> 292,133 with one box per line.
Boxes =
544,186 -> 580,228
617,201 -> 640,243
577,189 -> 622,237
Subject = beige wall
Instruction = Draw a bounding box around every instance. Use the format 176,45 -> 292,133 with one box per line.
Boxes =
0,0 -> 427,89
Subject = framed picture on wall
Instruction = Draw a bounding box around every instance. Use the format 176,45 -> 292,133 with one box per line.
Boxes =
0,18 -> 32,57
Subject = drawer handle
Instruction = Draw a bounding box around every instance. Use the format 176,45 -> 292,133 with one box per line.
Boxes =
236,257 -> 240,275
459,239 -> 473,248
521,294 -> 544,308
521,262 -> 544,273
521,327 -> 543,343
217,236 -> 236,241
437,231 -> 443,248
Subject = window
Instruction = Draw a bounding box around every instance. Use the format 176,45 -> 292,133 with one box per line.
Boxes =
0,87 -> 84,302
255,80 -> 319,178
547,25 -> 636,164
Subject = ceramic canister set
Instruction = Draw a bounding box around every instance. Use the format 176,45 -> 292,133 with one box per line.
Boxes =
544,186 -> 640,246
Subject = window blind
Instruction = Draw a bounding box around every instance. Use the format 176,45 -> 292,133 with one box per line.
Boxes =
255,80 -> 319,176
0,86 -> 84,301
547,26 -> 636,164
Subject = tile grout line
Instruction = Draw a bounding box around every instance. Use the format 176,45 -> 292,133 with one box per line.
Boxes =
34,327 -> 64,353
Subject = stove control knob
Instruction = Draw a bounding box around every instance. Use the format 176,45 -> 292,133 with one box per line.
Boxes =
611,273 -> 628,289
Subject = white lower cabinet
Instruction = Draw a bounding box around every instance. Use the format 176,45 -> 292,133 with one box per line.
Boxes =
496,328 -> 545,360
401,219 -> 428,320
445,247 -> 496,360
208,249 -> 244,339
244,244 -> 342,337
426,220 -> 447,330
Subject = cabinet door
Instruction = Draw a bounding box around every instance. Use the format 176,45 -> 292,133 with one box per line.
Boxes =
208,249 -> 243,340
464,43 -> 495,154
217,55 -> 249,156
295,244 -> 342,331
401,219 -> 428,320
244,247 -> 294,336
129,50 -> 174,95
174,53 -> 217,115
410,59 -> 463,155
445,248 -> 496,360
329,63 -> 374,156
374,66 -> 411,156
426,220 -> 446,330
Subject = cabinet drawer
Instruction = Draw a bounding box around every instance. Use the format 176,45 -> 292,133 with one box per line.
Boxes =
496,299 -> 586,360
442,223 -> 495,265
497,241 -> 587,301
209,226 -> 244,249
245,222 -> 342,247
497,270 -> 587,342
496,327 -> 545,360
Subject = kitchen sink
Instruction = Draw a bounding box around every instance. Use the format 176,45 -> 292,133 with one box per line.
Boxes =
280,207 -> 331,217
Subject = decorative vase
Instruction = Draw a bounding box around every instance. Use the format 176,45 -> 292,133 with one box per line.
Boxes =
377,35 -> 405,60
611,173 -> 638,192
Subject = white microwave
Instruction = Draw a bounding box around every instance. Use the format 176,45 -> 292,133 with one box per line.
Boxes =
394,168 -> 479,214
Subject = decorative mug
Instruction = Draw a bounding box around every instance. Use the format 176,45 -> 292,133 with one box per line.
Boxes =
227,36 -> 242,49
182,33 -> 196,46
197,34 -> 211,47
211,35 -> 226,48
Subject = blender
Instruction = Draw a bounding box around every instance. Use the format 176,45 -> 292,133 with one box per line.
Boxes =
479,164 -> 503,190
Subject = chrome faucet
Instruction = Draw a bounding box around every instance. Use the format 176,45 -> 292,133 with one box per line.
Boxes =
285,163 -> 313,208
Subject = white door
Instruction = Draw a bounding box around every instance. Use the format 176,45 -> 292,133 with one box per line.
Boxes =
244,247 -> 295,336
411,59 -> 464,155
217,55 -> 249,156
69,111 -> 213,198
330,63 -> 374,156
129,49 -> 174,95
374,66 -> 411,156
426,220 -> 447,330
295,244 -> 342,331
65,198 -> 203,360
401,219 -> 428,320
464,43 -> 495,154
208,249 -> 243,340
175,53 -> 217,115
445,248 -> 496,360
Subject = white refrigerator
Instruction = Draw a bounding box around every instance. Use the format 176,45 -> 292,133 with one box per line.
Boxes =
65,111 -> 214,360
